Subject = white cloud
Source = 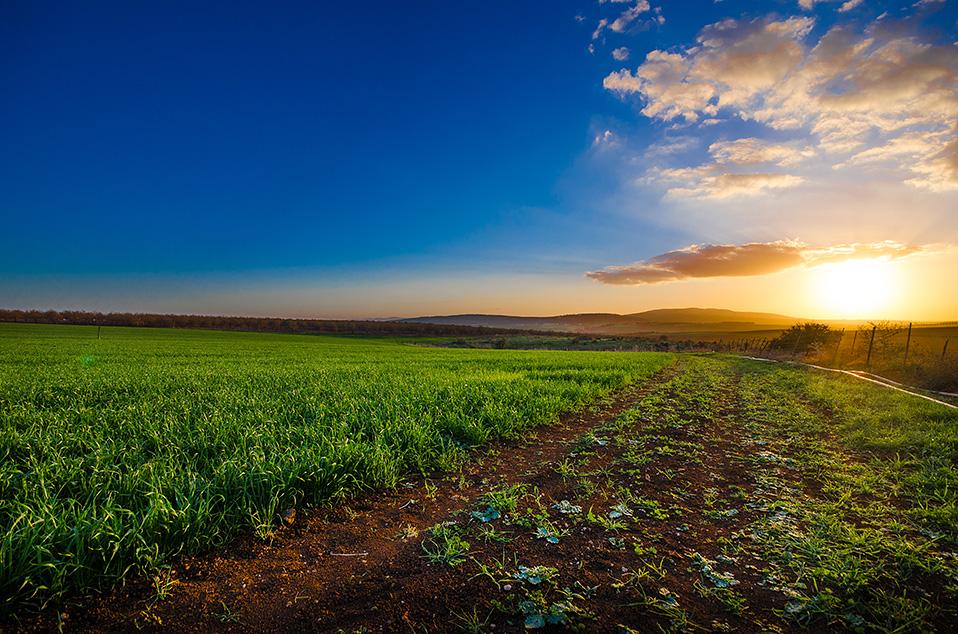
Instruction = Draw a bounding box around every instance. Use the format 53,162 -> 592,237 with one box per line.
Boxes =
612,47 -> 630,61
593,129 -> 616,147
639,137 -> 813,197
647,163 -> 805,199
604,15 -> 958,191
603,68 -> 643,94
645,136 -> 698,156
708,138 -> 813,166
838,0 -> 863,12
592,18 -> 609,40
611,1 -> 651,33
907,137 -> 958,191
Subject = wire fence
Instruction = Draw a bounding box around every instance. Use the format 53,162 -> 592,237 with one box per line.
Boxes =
715,322 -> 957,394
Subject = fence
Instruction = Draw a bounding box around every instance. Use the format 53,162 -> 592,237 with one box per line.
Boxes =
716,322 -> 957,394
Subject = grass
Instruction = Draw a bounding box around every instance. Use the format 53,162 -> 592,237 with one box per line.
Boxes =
421,523 -> 471,566
5,323 -> 958,630
728,357 -> 958,629
0,322 -> 671,615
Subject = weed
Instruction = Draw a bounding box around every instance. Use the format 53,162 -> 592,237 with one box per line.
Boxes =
421,523 -> 471,566
213,601 -> 242,624
479,485 -> 527,515
151,568 -> 177,602
452,605 -> 492,633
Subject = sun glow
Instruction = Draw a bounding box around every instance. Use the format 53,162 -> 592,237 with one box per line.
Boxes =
814,258 -> 900,319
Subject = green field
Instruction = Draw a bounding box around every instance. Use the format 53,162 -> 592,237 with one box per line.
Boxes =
0,323 -> 670,613
4,323 -> 958,630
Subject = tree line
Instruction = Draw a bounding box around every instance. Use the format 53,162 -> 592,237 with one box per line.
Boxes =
0,309 -> 545,337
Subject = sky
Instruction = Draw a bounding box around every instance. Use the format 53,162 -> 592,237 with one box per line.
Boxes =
2,0 -> 957,320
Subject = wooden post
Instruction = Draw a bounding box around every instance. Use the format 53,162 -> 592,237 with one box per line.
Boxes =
851,329 -> 858,354
944,339 -> 950,361
97,325 -> 101,340
903,322 -> 912,365
866,325 -> 877,368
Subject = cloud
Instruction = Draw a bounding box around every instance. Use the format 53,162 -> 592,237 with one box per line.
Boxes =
603,68 -> 644,94
603,15 -> 958,191
708,138 -> 812,166
645,136 -> 698,156
654,167 -> 805,198
611,1 -> 651,33
592,18 -> 609,40
654,6 -> 665,25
837,0 -> 863,12
641,137 -> 812,197
586,240 -> 928,285
908,137 -> 958,191
612,47 -> 630,61
593,129 -> 617,147
604,17 -> 814,121
800,0 -> 861,10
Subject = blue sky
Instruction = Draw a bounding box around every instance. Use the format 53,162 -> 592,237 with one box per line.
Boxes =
2,1 -> 957,318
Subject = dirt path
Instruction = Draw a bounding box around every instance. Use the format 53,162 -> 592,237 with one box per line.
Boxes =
20,357 -> 956,632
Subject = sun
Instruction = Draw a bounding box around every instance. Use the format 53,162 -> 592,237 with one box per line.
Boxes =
813,258 -> 899,319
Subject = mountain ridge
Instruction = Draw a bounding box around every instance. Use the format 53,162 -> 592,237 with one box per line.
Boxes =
397,307 -> 808,335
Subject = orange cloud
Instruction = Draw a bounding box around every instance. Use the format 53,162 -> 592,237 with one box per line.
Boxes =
586,240 -> 928,285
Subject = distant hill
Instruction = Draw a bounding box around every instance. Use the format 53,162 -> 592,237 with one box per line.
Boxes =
398,308 -> 805,335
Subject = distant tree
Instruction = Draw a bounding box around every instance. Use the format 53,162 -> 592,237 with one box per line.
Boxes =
770,322 -> 835,354
870,320 -> 906,357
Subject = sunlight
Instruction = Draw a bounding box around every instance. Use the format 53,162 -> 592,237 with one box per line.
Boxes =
813,258 -> 900,319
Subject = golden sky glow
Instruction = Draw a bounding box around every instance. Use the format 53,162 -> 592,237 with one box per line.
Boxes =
6,247 -> 954,322
812,259 -> 899,319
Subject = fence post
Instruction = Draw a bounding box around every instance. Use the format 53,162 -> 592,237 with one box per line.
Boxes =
851,330 -> 858,355
866,325 -> 877,368
944,339 -> 950,361
903,322 -> 912,365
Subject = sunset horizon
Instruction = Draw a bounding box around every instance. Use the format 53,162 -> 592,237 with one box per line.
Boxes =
3,1 -> 956,322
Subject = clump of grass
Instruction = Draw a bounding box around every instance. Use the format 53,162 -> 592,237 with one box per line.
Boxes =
421,523 -> 471,566
478,484 -> 528,515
